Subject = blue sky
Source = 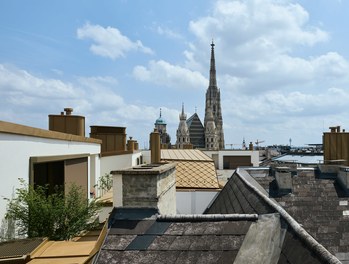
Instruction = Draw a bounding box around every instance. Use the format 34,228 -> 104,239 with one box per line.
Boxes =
1,0 -> 349,148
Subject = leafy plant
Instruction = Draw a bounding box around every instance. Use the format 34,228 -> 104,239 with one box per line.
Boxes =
98,173 -> 113,193
5,179 -> 101,240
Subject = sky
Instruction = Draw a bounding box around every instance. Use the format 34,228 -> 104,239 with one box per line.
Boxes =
1,0 -> 349,148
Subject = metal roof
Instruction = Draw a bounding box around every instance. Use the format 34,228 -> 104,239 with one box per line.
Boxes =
273,154 -> 323,164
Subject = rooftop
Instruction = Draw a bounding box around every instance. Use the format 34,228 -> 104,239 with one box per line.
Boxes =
254,169 -> 349,262
0,120 -> 101,144
205,168 -> 342,263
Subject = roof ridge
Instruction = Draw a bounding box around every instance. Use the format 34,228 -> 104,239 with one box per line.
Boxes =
235,168 -> 341,264
157,213 -> 258,222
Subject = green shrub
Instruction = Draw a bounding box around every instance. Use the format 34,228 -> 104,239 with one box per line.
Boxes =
5,179 -> 101,240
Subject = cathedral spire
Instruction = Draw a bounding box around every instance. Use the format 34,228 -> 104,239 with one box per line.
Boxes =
209,40 -> 217,87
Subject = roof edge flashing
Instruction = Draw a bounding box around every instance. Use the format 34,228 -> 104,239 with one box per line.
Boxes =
157,213 -> 258,222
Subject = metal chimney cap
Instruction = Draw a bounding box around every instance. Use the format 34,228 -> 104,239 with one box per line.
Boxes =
64,108 -> 73,115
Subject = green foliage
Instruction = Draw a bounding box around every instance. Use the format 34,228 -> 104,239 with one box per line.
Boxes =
5,179 -> 101,240
98,173 -> 113,193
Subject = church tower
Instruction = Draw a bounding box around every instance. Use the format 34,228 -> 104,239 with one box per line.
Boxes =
204,41 -> 225,149
154,108 -> 171,148
176,103 -> 190,149
205,107 -> 218,150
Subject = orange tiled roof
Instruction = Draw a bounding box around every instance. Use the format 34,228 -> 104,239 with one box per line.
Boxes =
161,149 -> 211,161
174,161 -> 219,189
161,149 -> 219,189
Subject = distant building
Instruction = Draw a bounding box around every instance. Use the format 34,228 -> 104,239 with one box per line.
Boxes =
176,104 -> 190,149
204,41 -> 225,150
154,108 -> 171,148
186,112 -> 205,148
177,41 -> 225,150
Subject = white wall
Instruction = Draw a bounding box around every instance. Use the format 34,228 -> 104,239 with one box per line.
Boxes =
0,133 -> 100,225
100,152 -> 143,176
176,191 -> 219,214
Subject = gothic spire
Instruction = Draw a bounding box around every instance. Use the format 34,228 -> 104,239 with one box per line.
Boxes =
209,40 -> 217,87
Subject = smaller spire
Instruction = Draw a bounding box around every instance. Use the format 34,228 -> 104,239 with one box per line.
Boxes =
159,108 -> 162,118
180,103 -> 187,120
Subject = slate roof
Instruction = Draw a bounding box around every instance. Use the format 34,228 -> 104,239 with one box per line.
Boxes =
254,170 -> 349,263
161,149 -> 219,189
96,207 -> 293,264
205,169 -> 342,264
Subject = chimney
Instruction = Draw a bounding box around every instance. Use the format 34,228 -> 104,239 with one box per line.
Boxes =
111,163 -> 176,215
338,166 -> 349,194
150,129 -> 161,163
64,107 -> 73,115
275,167 -> 292,193
49,108 -> 85,136
329,126 -> 338,133
127,137 -> 135,152
249,142 -> 253,151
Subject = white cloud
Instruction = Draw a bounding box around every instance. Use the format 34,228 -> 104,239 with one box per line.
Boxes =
156,26 -> 182,40
77,23 -> 153,60
0,64 -> 77,99
133,60 -> 207,90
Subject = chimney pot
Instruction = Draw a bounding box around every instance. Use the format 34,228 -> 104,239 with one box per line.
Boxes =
64,108 -> 73,115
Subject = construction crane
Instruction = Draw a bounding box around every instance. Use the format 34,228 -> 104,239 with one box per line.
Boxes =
255,139 -> 265,149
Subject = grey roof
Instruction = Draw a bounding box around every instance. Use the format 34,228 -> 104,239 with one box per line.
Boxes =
205,169 -> 341,264
95,208 -> 258,264
254,170 -> 349,263
95,168 -> 344,263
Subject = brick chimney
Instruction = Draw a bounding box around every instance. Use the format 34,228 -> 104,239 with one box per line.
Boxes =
111,163 -> 176,215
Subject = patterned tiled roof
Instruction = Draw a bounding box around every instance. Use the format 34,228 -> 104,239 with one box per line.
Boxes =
174,161 -> 219,189
161,149 -> 219,189
161,149 -> 211,161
